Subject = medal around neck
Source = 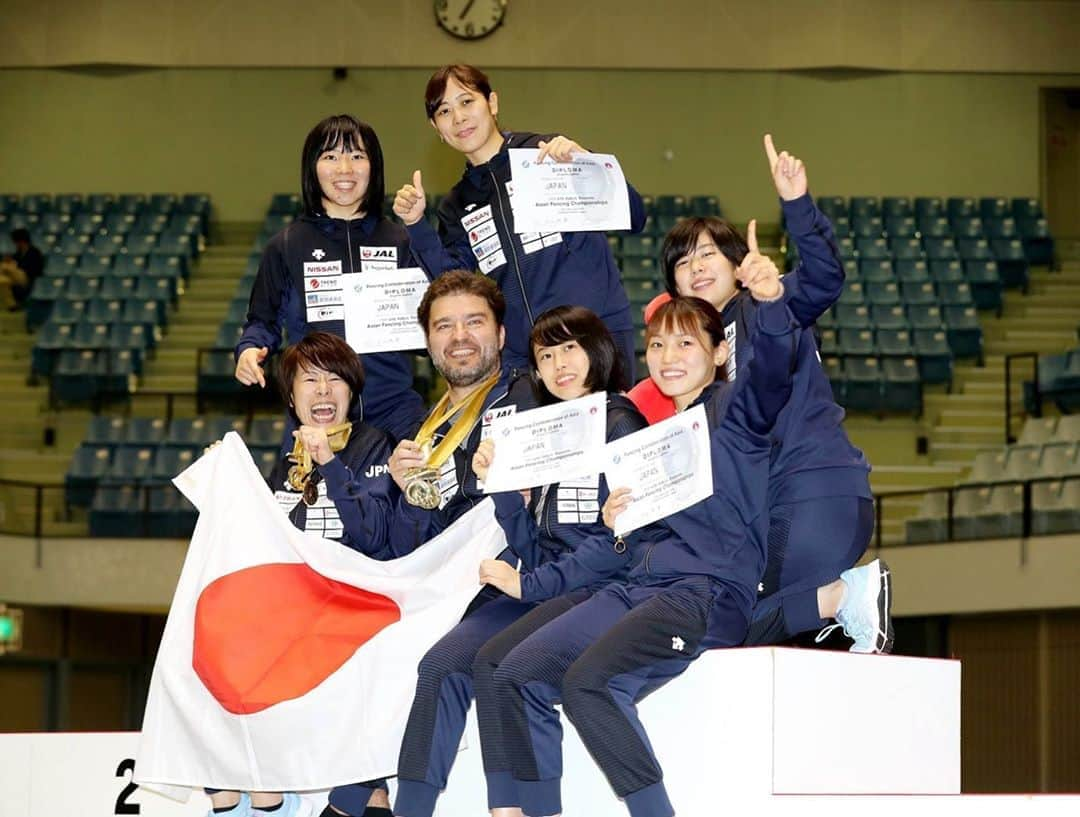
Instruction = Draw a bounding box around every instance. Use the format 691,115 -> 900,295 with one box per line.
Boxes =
286,422 -> 352,507
403,372 -> 500,509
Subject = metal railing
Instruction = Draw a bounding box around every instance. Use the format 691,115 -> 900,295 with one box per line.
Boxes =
1004,351 -> 1040,444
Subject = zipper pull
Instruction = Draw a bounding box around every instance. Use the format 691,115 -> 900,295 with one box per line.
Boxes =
613,535 -> 626,554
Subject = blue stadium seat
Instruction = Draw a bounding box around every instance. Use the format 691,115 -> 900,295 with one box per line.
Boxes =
654,195 -> 688,216
65,277 -> 101,301
950,216 -> 984,239
135,275 -> 177,305
214,322 -> 244,351
851,216 -> 884,239
901,281 -> 938,307
26,277 -> 67,329
1016,217 -> 1054,267
947,197 -> 978,220
834,304 -> 870,329
913,329 -> 953,387
625,278 -> 661,303
78,253 -> 114,278
50,298 -> 88,325
31,322 -> 73,376
56,233 -> 91,256
151,447 -> 198,483
99,277 -> 136,300
855,237 -> 890,259
915,198 -> 945,221
71,321 -> 110,351
876,328 -> 914,357
818,328 -> 839,356
114,193 -> 147,214
89,485 -> 145,537
858,259 -> 894,283
103,446 -> 156,483
1011,198 -> 1043,220
109,323 -> 153,355
837,281 -> 865,305
621,235 -> 657,258
843,356 -> 883,412
840,258 -> 858,281
125,417 -> 168,448
40,213 -> 71,235
836,237 -> 856,259
850,197 -> 880,219
248,417 -> 288,450
895,259 -> 930,284
929,259 -> 965,283
688,195 -> 720,216
882,356 -> 922,416
885,216 -> 916,238
943,306 -> 983,361
104,212 -> 137,235
65,444 -> 113,508
962,261 -> 1003,313
21,194 -> 52,213
816,196 -> 847,220
84,415 -> 128,448
985,217 -> 1018,240
958,238 -> 994,262
269,193 -> 300,215
882,197 -> 912,219
865,280 -> 901,306
830,216 -> 851,239
838,328 -> 875,356
113,254 -> 149,277
147,486 -> 198,538
91,233 -> 125,256
937,281 -> 974,307
888,238 -> 924,260
979,197 -> 1010,220
85,299 -> 124,324
991,238 -> 1030,290
870,305 -> 909,330
924,237 -> 959,261
907,304 -> 945,330
85,194 -> 114,214
53,194 -> 83,215
622,256 -> 659,282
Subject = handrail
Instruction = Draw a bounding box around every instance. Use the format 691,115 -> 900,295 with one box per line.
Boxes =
1004,351 -> 1040,444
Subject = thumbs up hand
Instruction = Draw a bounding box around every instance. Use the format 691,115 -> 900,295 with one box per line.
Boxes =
736,220 -> 783,302
393,170 -> 427,226
763,134 -> 807,201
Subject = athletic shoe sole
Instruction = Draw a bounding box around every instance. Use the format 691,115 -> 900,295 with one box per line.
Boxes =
875,558 -> 894,655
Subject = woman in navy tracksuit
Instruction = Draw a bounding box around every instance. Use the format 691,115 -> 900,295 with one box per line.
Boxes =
236,114 -> 425,444
392,64 -> 646,380
489,290 -> 800,817
629,136 -> 889,653
391,307 -> 652,817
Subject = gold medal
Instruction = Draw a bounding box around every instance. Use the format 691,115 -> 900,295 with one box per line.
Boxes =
302,479 -> 320,507
286,421 -> 352,499
403,371 -> 500,508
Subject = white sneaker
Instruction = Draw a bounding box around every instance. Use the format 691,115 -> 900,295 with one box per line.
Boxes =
815,558 -> 894,654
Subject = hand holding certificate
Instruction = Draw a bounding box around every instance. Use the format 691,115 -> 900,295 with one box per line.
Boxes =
342,268 -> 429,354
603,405 -> 713,537
482,392 -> 607,494
508,148 -> 631,233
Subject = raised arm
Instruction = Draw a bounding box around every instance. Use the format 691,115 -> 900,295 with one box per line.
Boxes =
235,235 -> 290,386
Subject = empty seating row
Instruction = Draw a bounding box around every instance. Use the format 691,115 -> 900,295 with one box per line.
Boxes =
32,321 -> 155,376
822,355 -> 922,415
821,304 -> 981,363
0,192 -> 209,218
816,196 -> 1044,222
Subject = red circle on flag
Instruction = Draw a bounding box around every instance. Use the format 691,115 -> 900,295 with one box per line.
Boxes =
192,563 -> 401,714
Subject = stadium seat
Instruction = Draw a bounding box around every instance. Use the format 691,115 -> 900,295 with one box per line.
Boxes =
895,259 -> 930,284
71,321 -> 110,351
125,417 -> 168,448
858,259 -> 894,283
950,486 -> 987,541
248,417 -> 288,450
1011,197 -> 1043,220
885,216 -> 918,239
1016,217 -> 1054,266
104,212 -> 137,235
913,330 -> 953,387
621,235 -> 656,258
65,277 -> 101,301
946,197 -> 978,220
688,195 -> 720,216
906,491 -> 947,544
818,328 -> 839,356
85,299 -> 123,324
836,237 -> 856,259
1004,446 -> 1042,481
851,216 -> 884,239
882,197 -> 913,219
962,260 -> 1003,312
1017,417 -> 1058,446
146,485 -> 199,538
31,322 -> 74,376
881,356 -> 922,416
849,197 -> 880,219
924,238 -> 959,261
889,237 -> 925,260
843,356 -> 883,412
943,306 -> 983,361
1057,415 -> 1080,441
1032,479 -> 1080,535
838,328 -> 875,356
816,307 -> 836,330
50,298 -> 88,325
829,216 -> 851,239
990,238 -> 1030,291
957,238 -> 994,262
901,281 -> 938,307
985,217 -> 1018,240
26,277 -> 67,329
654,195 -> 688,216
85,193 -> 114,214
89,485 -> 144,538
838,281 -> 866,305
834,304 -> 870,329
816,196 -> 846,220
950,216 -> 984,239
40,212 -> 71,235
937,281 -> 974,307
65,444 -> 113,507
53,193 -> 83,214
821,355 -> 845,403
917,215 -> 951,238
979,197 -> 1010,220
866,280 -> 901,306
855,237 -> 890,259
870,305 -> 909,330
928,260 -> 964,284
103,446 -> 156,483
150,447 -> 198,483
99,277 -> 136,300
1040,442 -> 1080,476
876,328 -> 914,357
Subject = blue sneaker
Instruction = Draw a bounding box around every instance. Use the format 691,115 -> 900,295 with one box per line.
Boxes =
816,558 -> 894,654
253,793 -> 314,817
208,793 -> 251,817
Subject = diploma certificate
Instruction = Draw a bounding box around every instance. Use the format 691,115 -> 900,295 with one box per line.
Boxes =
508,149 -> 631,233
603,405 -> 713,537
342,268 -> 429,354
482,392 -> 607,493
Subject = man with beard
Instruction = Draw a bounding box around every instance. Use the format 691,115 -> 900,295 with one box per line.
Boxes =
321,270 -> 535,817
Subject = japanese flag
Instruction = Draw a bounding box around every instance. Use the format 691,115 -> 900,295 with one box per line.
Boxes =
135,432 -> 507,796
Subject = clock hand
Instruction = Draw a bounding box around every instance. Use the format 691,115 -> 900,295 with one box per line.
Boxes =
458,0 -> 476,18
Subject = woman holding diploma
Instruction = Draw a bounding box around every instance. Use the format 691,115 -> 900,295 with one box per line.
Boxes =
628,135 -> 890,655
488,285 -> 801,817
392,306 -> 650,817
236,114 -> 424,443
392,64 -> 646,380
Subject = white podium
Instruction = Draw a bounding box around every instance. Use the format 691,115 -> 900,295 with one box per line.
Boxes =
3,648 -> 1078,816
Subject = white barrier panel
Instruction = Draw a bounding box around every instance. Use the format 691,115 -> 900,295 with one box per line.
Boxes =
4,648 -> 1078,816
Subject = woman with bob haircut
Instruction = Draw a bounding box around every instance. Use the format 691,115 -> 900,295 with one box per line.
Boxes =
208,333 -> 400,817
628,135 -> 890,656
488,288 -> 802,817
392,64 -> 646,381
391,306 -> 649,817
236,114 -> 425,444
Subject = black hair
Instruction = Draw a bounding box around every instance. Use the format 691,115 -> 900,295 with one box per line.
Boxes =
300,115 -> 385,219
417,269 -> 506,334
661,217 -> 748,296
646,296 -> 728,383
425,64 -> 494,120
278,332 -> 366,423
529,305 -> 626,402
10,228 -> 30,244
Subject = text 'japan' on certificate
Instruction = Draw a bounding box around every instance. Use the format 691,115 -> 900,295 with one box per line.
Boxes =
603,404 -> 713,537
342,268 -> 429,354
507,149 -> 631,234
482,392 -> 607,494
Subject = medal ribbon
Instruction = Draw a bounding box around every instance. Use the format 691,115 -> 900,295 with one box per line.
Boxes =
286,421 -> 352,492
412,370 -> 501,471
